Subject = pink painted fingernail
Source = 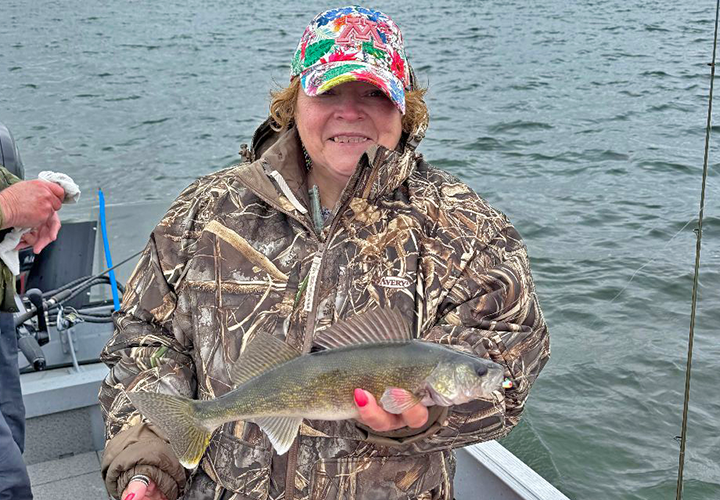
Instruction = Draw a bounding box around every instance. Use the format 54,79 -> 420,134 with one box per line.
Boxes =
124,494 -> 135,500
354,388 -> 368,407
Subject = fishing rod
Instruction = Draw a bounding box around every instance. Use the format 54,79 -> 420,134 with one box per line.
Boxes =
675,0 -> 719,497
15,248 -> 143,326
13,247 -> 143,371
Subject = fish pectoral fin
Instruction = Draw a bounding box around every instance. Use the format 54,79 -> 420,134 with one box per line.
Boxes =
379,387 -> 423,414
254,416 -> 302,455
230,333 -> 301,388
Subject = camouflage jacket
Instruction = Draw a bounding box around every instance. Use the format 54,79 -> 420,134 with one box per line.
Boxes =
99,119 -> 550,500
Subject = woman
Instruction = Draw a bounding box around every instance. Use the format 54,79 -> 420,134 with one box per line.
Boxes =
100,6 -> 550,500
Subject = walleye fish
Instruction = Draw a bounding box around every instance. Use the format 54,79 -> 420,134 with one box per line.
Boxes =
128,308 -> 504,468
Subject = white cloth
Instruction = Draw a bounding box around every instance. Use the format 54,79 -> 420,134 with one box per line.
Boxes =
38,171 -> 81,204
0,171 -> 81,275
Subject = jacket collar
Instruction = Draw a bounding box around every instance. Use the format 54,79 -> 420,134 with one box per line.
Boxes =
242,118 -> 425,208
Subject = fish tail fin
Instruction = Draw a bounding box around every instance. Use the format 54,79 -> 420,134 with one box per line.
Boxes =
128,391 -> 213,469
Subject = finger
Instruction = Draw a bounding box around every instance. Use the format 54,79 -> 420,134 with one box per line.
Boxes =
32,221 -> 54,254
44,181 -> 66,202
47,212 -> 61,240
121,479 -> 148,500
32,212 -> 61,254
33,213 -> 60,253
401,402 -> 429,429
49,192 -> 63,211
33,236 -> 51,254
354,389 -> 403,432
14,232 -> 36,251
145,480 -> 168,500
36,181 -> 63,211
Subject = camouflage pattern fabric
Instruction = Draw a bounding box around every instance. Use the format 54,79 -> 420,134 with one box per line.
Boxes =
99,118 -> 550,500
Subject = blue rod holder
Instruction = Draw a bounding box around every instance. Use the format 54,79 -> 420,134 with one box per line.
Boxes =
98,188 -> 120,310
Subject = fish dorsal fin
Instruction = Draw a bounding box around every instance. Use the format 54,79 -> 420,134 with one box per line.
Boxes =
230,332 -> 300,388
253,416 -> 303,455
313,308 -> 412,350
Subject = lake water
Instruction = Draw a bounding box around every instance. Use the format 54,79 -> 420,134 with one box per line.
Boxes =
2,1 -> 719,498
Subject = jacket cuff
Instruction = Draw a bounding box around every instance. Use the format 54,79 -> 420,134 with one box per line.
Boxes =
118,465 -> 179,500
101,422 -> 187,500
357,405 -> 449,447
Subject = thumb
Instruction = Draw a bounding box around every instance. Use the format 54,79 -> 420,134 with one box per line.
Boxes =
44,181 -> 66,201
120,480 -> 148,500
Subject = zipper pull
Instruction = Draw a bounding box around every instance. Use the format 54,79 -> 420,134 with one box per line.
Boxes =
303,250 -> 323,313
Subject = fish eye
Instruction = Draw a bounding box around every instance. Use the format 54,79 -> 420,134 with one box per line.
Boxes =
475,364 -> 488,377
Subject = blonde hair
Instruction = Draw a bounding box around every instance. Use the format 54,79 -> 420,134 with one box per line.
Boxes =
269,78 -> 429,135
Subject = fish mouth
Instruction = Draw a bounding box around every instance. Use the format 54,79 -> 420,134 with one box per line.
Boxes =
481,367 -> 505,395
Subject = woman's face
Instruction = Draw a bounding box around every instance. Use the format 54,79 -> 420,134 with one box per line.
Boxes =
295,81 -> 403,185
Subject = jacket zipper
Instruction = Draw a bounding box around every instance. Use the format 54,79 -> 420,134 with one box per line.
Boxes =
284,197 -> 350,500
237,163 -> 357,500
284,245 -> 325,500
235,169 -> 321,500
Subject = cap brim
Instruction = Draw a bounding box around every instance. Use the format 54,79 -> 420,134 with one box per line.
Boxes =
300,61 -> 406,114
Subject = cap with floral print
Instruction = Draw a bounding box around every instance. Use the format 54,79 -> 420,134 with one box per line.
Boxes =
290,6 -> 411,114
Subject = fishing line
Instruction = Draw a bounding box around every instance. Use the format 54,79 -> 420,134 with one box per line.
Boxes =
583,214 -> 696,335
675,0 -> 719,496
605,216 -> 696,306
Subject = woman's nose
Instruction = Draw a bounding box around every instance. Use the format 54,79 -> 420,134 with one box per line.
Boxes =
334,94 -> 365,121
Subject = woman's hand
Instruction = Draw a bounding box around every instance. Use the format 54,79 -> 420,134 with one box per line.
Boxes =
120,478 -> 168,500
354,388 -> 428,432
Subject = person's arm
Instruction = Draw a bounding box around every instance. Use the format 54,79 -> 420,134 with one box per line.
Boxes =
0,165 -> 22,189
99,237 -> 193,500
360,224 -> 550,451
99,183 -> 203,500
0,166 -> 64,312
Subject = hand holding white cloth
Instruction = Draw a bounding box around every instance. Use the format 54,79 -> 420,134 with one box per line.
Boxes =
38,171 -> 81,204
0,171 -> 81,274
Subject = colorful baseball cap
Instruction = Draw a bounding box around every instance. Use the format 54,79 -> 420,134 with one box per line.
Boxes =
290,6 -> 411,114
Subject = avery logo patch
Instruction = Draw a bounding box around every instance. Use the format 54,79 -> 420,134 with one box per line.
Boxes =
377,276 -> 412,289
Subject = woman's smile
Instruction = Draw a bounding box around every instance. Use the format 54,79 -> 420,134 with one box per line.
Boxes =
328,135 -> 371,144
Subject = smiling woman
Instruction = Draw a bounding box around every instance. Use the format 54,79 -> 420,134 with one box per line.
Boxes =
98,5 -> 550,500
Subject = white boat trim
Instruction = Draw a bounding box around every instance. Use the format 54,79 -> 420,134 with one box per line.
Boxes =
455,441 -> 570,500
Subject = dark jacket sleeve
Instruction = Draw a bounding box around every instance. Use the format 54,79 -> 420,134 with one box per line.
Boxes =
99,182 -> 204,499
364,224 -> 550,451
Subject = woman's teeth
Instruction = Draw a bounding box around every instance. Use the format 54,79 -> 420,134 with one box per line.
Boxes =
332,136 -> 368,143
